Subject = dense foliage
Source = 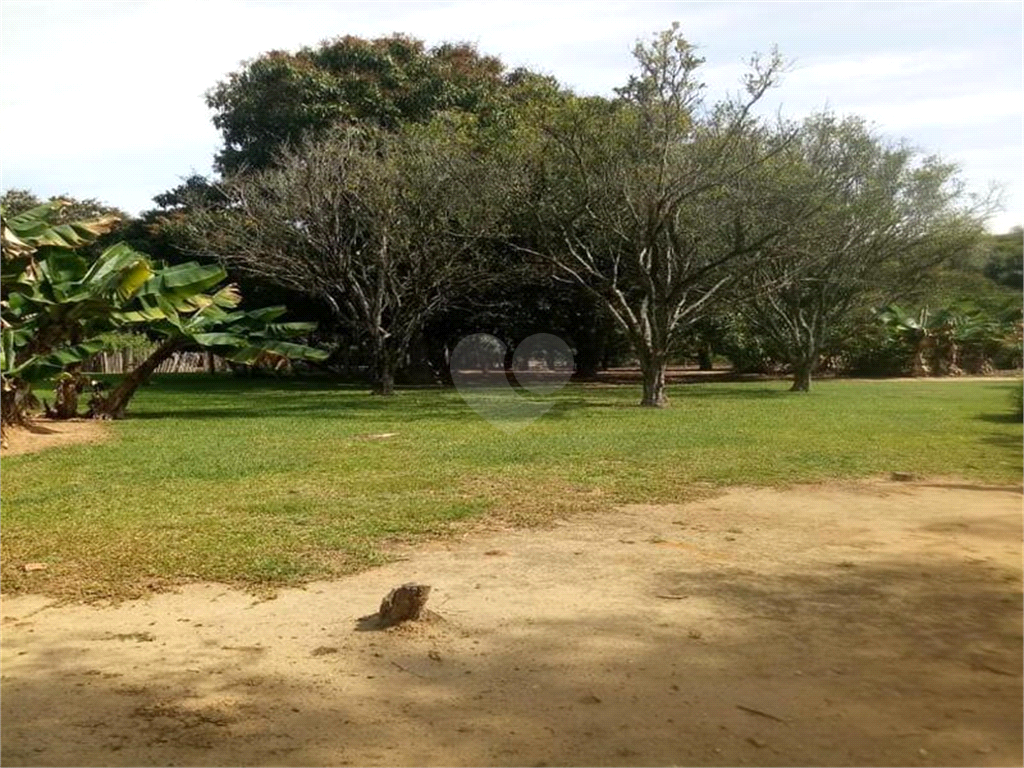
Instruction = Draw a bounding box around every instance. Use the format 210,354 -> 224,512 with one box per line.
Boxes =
0,201 -> 326,436
4,26 -> 1018,424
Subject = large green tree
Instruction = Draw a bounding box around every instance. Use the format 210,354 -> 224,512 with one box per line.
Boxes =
981,227 -> 1023,290
206,34 -> 510,173
738,115 -> 991,391
506,25 -> 807,406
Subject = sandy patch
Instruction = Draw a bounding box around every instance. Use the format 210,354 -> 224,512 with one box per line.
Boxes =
1,419 -> 111,457
1,480 -> 1021,766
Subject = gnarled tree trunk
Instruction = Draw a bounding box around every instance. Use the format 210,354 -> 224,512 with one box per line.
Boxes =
1,379 -> 37,445
790,342 -> 820,392
45,366 -> 88,420
790,360 -> 813,392
639,349 -> 668,407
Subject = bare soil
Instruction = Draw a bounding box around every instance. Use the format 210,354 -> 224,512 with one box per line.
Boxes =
0,419 -> 110,456
1,480 -> 1021,767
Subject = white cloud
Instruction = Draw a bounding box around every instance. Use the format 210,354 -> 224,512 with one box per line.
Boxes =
847,92 -> 1023,130
786,50 -> 972,87
0,0 -> 1019,229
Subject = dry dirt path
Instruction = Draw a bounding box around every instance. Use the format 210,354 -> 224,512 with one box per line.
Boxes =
2,480 -> 1021,766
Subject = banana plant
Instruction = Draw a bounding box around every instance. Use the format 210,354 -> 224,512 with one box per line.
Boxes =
3,243 -> 156,370
91,278 -> 328,419
2,200 -> 328,428
881,302 -> 1024,376
2,200 -> 120,266
877,304 -> 972,376
1,202 -> 138,436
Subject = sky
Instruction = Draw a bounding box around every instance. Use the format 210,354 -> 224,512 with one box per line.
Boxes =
1,0 -> 1021,231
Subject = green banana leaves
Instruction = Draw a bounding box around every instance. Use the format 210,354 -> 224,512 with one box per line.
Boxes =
2,201 -> 120,253
2,200 -> 326,423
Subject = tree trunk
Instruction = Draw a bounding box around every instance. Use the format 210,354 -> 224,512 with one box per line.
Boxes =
372,349 -> 398,396
573,329 -> 602,380
574,358 -> 600,381
374,368 -> 395,396
47,367 -> 86,420
1,379 -> 37,444
790,348 -> 820,391
697,342 -> 714,371
205,350 -> 216,375
398,333 -> 437,385
910,337 -> 931,377
639,352 -> 668,407
790,362 -> 812,392
503,342 -> 515,374
93,340 -> 182,419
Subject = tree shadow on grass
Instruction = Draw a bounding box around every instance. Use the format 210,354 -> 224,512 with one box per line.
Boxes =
978,435 -> 1024,461
975,412 -> 1022,425
669,386 -> 791,400
127,399 -> 481,423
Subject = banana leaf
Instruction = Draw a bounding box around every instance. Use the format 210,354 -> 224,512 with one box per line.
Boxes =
4,203 -> 120,249
4,339 -> 106,382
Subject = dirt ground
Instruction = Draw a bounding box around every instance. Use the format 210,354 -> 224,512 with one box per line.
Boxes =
1,480 -> 1021,767
0,420 -> 110,457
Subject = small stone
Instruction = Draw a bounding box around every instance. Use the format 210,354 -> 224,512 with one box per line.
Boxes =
891,471 -> 916,482
918,748 -> 929,757
688,630 -> 703,640
22,563 -> 47,573
428,650 -> 441,662
747,737 -> 767,748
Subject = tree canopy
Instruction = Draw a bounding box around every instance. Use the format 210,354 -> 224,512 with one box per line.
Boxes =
206,34 -> 516,173
3,23 -> 1015,425
737,114 -> 992,390
502,24 -> 809,406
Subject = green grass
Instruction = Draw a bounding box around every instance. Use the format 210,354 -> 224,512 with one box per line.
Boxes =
2,375 -> 1020,599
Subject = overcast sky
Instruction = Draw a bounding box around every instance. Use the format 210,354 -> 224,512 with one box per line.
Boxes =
1,0 -> 1020,231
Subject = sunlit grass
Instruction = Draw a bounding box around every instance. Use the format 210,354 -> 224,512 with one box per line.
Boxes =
2,374 -> 1020,599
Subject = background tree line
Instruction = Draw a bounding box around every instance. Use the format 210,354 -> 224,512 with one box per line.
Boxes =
4,27 -> 1019,420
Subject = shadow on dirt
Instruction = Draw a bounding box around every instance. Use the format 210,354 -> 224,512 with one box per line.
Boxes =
3,553 -> 1020,767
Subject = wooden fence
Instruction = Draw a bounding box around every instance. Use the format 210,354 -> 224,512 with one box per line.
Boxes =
85,350 -> 230,374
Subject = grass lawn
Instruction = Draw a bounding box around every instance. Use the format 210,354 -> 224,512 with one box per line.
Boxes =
2,375 -> 1020,599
